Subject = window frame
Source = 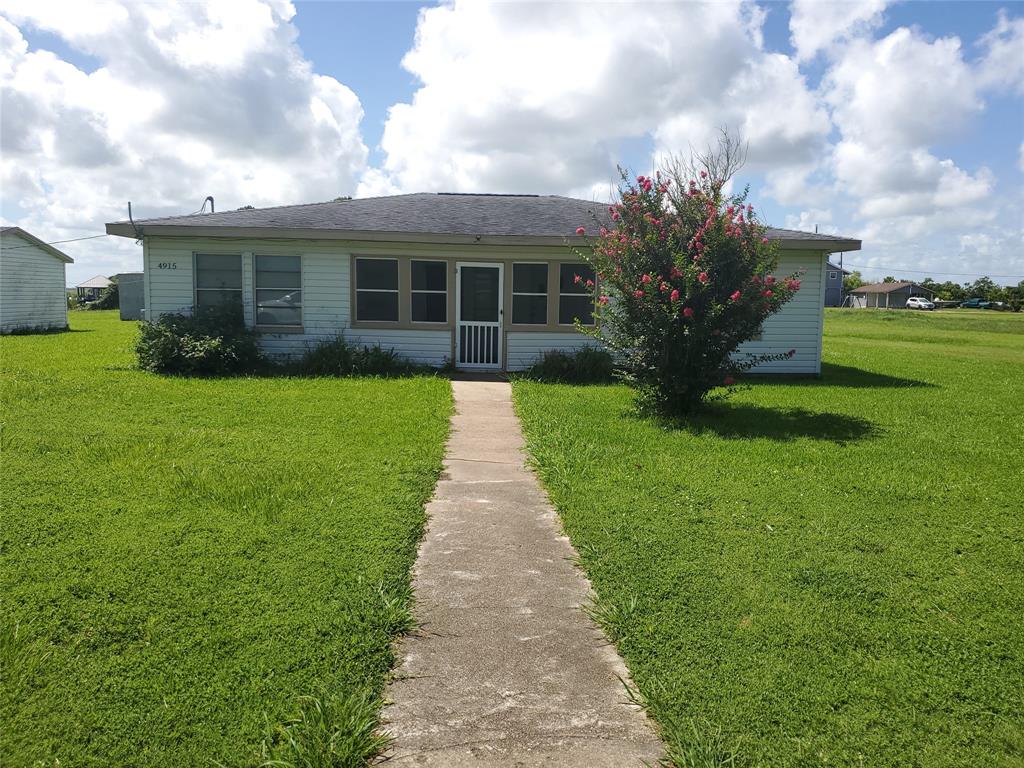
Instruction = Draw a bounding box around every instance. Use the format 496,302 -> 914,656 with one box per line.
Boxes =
828,271 -> 839,280
409,259 -> 448,325
511,262 -> 549,326
557,262 -> 597,327
193,252 -> 243,315
254,254 -> 303,331
354,256 -> 400,324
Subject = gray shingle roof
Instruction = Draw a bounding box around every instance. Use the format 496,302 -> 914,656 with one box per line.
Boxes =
849,281 -> 933,294
106,193 -> 860,250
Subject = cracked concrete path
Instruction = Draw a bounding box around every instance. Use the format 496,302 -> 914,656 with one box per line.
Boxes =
383,380 -> 663,767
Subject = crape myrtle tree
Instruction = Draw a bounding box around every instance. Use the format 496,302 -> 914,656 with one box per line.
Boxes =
572,134 -> 802,417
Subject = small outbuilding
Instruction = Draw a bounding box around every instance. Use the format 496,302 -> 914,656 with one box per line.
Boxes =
0,226 -> 74,334
115,272 -> 145,320
76,275 -> 112,301
848,281 -> 936,309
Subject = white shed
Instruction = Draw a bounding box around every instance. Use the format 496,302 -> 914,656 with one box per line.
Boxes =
0,227 -> 73,334
105,194 -> 861,373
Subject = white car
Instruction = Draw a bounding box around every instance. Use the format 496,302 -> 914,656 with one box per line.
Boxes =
906,296 -> 935,310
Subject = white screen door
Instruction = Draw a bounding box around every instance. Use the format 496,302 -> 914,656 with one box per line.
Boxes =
456,263 -> 503,369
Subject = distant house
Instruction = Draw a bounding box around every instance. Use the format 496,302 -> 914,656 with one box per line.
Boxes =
848,281 -> 936,309
105,194 -> 861,374
76,275 -> 112,301
115,272 -> 145,320
824,261 -> 849,307
0,226 -> 73,334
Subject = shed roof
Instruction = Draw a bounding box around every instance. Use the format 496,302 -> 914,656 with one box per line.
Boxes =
106,193 -> 861,252
0,226 -> 75,263
849,281 -> 935,294
77,275 -> 112,289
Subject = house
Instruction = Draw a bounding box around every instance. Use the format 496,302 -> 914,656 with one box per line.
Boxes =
0,226 -> 73,334
824,261 -> 849,307
76,275 -> 112,301
105,193 -> 861,373
847,281 -> 936,309
114,272 -> 145,320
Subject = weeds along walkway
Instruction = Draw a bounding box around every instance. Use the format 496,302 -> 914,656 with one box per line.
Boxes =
383,379 -> 662,766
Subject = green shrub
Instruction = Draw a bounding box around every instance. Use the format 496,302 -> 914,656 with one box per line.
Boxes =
135,305 -> 261,375
87,281 -> 119,310
522,346 -> 615,384
297,336 -> 427,377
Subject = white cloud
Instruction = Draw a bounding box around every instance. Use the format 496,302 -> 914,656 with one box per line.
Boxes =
976,9 -> 1024,94
783,208 -> 838,235
361,1 -> 830,199
789,0 -> 889,61
0,0 -> 367,282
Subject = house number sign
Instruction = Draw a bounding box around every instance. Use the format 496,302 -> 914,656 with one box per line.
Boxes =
157,262 -> 178,269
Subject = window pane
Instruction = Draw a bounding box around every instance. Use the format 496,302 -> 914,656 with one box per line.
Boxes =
559,294 -> 594,325
356,258 -> 398,290
412,292 -> 446,323
257,306 -> 302,326
512,294 -> 546,325
256,289 -> 301,306
196,254 -> 242,289
412,261 -> 446,292
559,263 -> 595,294
357,290 -> 398,321
196,290 -> 242,309
255,255 -> 301,289
460,266 -> 499,322
513,263 -> 547,294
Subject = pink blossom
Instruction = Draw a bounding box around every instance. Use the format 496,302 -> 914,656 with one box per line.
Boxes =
575,227 -> 585,236
789,279 -> 801,290
584,279 -> 594,289
698,272 -> 709,283
670,289 -> 680,301
611,212 -> 620,222
574,274 -> 582,284
724,376 -> 735,386
730,290 -> 741,301
633,289 -> 645,298
641,273 -> 652,284
700,170 -> 707,179
599,227 -> 608,236
598,295 -> 610,305
682,307 -> 695,318
765,275 -> 776,286
762,289 -> 773,298
761,237 -> 769,244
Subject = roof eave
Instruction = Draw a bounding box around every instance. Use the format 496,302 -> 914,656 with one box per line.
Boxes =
3,227 -> 74,263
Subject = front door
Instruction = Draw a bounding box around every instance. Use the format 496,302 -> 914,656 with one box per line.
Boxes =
456,262 -> 503,369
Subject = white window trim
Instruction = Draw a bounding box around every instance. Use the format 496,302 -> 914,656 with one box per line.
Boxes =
558,263 -> 596,327
355,256 -> 400,323
410,259 -> 448,325
828,271 -> 838,280
511,261 -> 549,325
254,254 -> 303,330
193,252 -> 243,310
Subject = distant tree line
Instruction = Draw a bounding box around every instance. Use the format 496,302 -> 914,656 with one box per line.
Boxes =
843,271 -> 1023,306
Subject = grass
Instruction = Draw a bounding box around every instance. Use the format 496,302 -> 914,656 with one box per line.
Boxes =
0,311 -> 451,766
513,308 -> 1024,768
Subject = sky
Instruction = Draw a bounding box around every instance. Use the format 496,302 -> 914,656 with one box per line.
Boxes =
1,0 -> 1022,287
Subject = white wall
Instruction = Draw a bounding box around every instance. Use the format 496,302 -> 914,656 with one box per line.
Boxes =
0,230 -> 68,333
143,237 -> 826,373
736,250 -> 825,374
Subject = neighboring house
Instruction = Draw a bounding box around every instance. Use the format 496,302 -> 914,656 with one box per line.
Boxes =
105,193 -> 861,373
824,261 -> 850,307
76,275 -> 112,301
0,226 -> 73,334
848,281 -> 936,309
115,272 -> 145,320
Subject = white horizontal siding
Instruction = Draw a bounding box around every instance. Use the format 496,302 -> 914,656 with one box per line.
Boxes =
0,231 -> 68,332
736,250 -> 825,374
346,329 -> 452,366
506,330 -> 598,371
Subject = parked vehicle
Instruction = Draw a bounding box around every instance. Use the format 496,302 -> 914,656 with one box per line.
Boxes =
960,298 -> 991,309
906,296 -> 935,310
987,301 -> 1010,311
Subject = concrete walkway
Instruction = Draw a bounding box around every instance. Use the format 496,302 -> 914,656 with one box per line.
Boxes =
383,380 -> 662,767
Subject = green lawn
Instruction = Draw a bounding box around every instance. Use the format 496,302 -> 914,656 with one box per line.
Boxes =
514,309 -> 1024,767
1,311 -> 451,766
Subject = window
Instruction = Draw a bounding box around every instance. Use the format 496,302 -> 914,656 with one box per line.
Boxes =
255,255 -> 302,328
355,258 -> 398,322
512,263 -> 548,325
829,271 -> 838,280
411,260 -> 447,323
195,254 -> 242,313
558,263 -> 596,325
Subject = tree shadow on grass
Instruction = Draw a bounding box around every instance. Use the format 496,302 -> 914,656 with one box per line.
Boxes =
778,362 -> 934,389
656,403 -> 880,444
